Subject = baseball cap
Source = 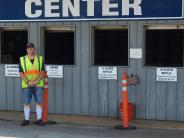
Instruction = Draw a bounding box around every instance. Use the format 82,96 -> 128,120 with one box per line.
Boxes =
26,43 -> 35,49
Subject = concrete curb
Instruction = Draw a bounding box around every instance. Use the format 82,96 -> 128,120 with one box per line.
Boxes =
0,111 -> 184,131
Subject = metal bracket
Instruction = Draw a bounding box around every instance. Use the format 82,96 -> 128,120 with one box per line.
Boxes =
127,74 -> 139,85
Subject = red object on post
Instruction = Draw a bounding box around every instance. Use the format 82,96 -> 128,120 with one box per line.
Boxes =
42,71 -> 48,123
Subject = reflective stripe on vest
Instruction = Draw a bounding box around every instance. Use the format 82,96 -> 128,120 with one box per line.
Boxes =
20,55 -> 44,89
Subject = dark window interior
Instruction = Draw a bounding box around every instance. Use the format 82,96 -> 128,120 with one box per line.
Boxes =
94,29 -> 128,66
1,30 -> 28,64
146,29 -> 184,67
45,31 -> 74,65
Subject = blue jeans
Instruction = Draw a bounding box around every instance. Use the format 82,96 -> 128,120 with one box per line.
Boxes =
22,87 -> 43,105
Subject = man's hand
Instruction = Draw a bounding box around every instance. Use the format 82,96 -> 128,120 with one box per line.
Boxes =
32,80 -> 38,85
28,81 -> 35,87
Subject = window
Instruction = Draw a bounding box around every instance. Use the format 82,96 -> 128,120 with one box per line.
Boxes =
44,26 -> 75,65
145,25 -> 184,67
0,28 -> 28,64
93,26 -> 128,66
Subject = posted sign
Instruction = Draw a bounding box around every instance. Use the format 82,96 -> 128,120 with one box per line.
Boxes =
130,48 -> 142,59
98,67 -> 117,80
5,65 -> 20,77
46,65 -> 63,78
0,0 -> 182,21
156,68 -> 177,82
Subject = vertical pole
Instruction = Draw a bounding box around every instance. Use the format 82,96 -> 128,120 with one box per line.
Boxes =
42,71 -> 48,123
122,72 -> 128,128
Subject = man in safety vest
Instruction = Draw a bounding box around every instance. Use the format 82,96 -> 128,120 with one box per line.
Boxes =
19,43 -> 45,126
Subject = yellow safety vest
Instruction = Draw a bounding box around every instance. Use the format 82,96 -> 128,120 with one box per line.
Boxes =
20,55 -> 44,89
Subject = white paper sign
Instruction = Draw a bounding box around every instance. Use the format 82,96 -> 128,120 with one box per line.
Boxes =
5,64 -> 20,77
130,48 -> 142,59
46,65 -> 63,78
98,67 -> 117,80
156,68 -> 177,82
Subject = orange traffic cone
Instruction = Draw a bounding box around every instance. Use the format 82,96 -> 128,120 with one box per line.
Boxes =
114,71 -> 136,130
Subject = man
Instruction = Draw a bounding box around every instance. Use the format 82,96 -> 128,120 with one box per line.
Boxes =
19,43 -> 45,126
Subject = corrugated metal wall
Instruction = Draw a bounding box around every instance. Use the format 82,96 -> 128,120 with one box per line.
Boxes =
0,20 -> 184,121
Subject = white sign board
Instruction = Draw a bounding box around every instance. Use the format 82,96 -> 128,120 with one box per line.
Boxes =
46,65 -> 63,78
130,48 -> 142,59
98,67 -> 117,80
5,65 -> 20,77
156,68 -> 177,82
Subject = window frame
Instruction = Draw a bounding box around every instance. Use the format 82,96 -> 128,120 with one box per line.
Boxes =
40,25 -> 76,67
90,25 -> 130,67
144,24 -> 184,68
0,26 -> 28,65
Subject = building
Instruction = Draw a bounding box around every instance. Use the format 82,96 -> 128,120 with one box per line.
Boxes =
0,0 -> 184,121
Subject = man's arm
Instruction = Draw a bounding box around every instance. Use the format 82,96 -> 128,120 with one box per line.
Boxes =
20,72 -> 29,83
19,63 -> 35,87
19,63 -> 29,83
34,71 -> 45,84
33,62 -> 45,85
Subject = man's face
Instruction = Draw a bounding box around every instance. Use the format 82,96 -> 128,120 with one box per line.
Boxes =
26,47 -> 35,56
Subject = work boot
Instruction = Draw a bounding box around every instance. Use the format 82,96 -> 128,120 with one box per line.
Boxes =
36,119 -> 45,126
21,120 -> 30,126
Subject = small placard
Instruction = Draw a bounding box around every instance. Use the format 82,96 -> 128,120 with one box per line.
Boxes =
46,65 -> 63,78
98,67 -> 117,80
156,68 -> 177,82
5,64 -> 20,77
130,49 -> 142,59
